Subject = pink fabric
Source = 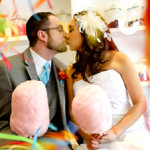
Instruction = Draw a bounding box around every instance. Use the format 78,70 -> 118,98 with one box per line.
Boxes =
72,85 -> 112,135
10,80 -> 49,137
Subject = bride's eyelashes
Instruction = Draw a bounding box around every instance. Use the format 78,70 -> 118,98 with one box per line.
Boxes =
69,29 -> 74,33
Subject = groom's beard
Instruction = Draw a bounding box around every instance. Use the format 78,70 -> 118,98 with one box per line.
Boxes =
46,36 -> 67,53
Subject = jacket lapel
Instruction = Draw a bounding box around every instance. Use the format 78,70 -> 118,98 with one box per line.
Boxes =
23,47 -> 39,80
52,60 -> 67,129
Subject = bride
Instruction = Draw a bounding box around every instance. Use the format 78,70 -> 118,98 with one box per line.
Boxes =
66,9 -> 150,150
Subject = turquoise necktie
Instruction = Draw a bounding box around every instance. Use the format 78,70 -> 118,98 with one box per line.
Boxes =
40,62 -> 50,86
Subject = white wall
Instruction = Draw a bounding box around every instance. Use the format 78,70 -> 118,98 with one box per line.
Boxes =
113,34 -> 146,63
71,0 -> 145,18
1,0 -> 71,20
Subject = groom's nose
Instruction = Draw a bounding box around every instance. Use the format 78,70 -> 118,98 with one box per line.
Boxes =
64,32 -> 69,41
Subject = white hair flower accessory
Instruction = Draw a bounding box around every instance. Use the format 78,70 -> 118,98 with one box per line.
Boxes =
75,10 -> 111,42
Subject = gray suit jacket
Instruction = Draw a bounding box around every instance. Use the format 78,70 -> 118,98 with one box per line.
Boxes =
0,47 -> 67,135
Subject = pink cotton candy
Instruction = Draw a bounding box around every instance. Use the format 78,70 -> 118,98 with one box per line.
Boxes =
10,80 -> 49,137
72,85 -> 112,135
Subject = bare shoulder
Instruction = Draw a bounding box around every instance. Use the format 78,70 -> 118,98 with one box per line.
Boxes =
112,51 -> 133,73
114,51 -> 130,63
66,64 -> 75,75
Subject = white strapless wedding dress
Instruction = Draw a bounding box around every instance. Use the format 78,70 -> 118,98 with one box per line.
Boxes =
73,70 -> 150,150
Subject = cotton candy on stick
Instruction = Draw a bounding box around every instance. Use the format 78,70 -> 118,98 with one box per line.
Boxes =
72,85 -> 112,135
10,80 -> 49,137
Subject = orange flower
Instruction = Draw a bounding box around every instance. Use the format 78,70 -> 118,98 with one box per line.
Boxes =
58,70 -> 68,81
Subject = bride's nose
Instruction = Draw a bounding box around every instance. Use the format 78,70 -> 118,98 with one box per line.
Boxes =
65,32 -> 69,41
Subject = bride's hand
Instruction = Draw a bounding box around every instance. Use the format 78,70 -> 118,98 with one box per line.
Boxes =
86,134 -> 100,150
101,129 -> 118,141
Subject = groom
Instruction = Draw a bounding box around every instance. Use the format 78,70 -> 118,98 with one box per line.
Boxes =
0,12 -> 68,144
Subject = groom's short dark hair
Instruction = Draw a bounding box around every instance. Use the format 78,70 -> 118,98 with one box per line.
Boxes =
26,12 -> 55,46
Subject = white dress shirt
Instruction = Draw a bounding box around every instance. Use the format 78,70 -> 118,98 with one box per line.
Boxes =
30,48 -> 51,78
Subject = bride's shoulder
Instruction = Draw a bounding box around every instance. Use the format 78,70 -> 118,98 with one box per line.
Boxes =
105,51 -> 130,66
66,64 -> 75,74
111,51 -> 133,72
113,51 -> 131,64
66,64 -> 83,83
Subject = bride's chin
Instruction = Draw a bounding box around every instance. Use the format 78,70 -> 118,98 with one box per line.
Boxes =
68,44 -> 78,51
70,48 -> 76,51
68,46 -> 75,51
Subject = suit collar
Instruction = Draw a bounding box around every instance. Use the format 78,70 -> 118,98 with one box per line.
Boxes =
23,47 -> 39,80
